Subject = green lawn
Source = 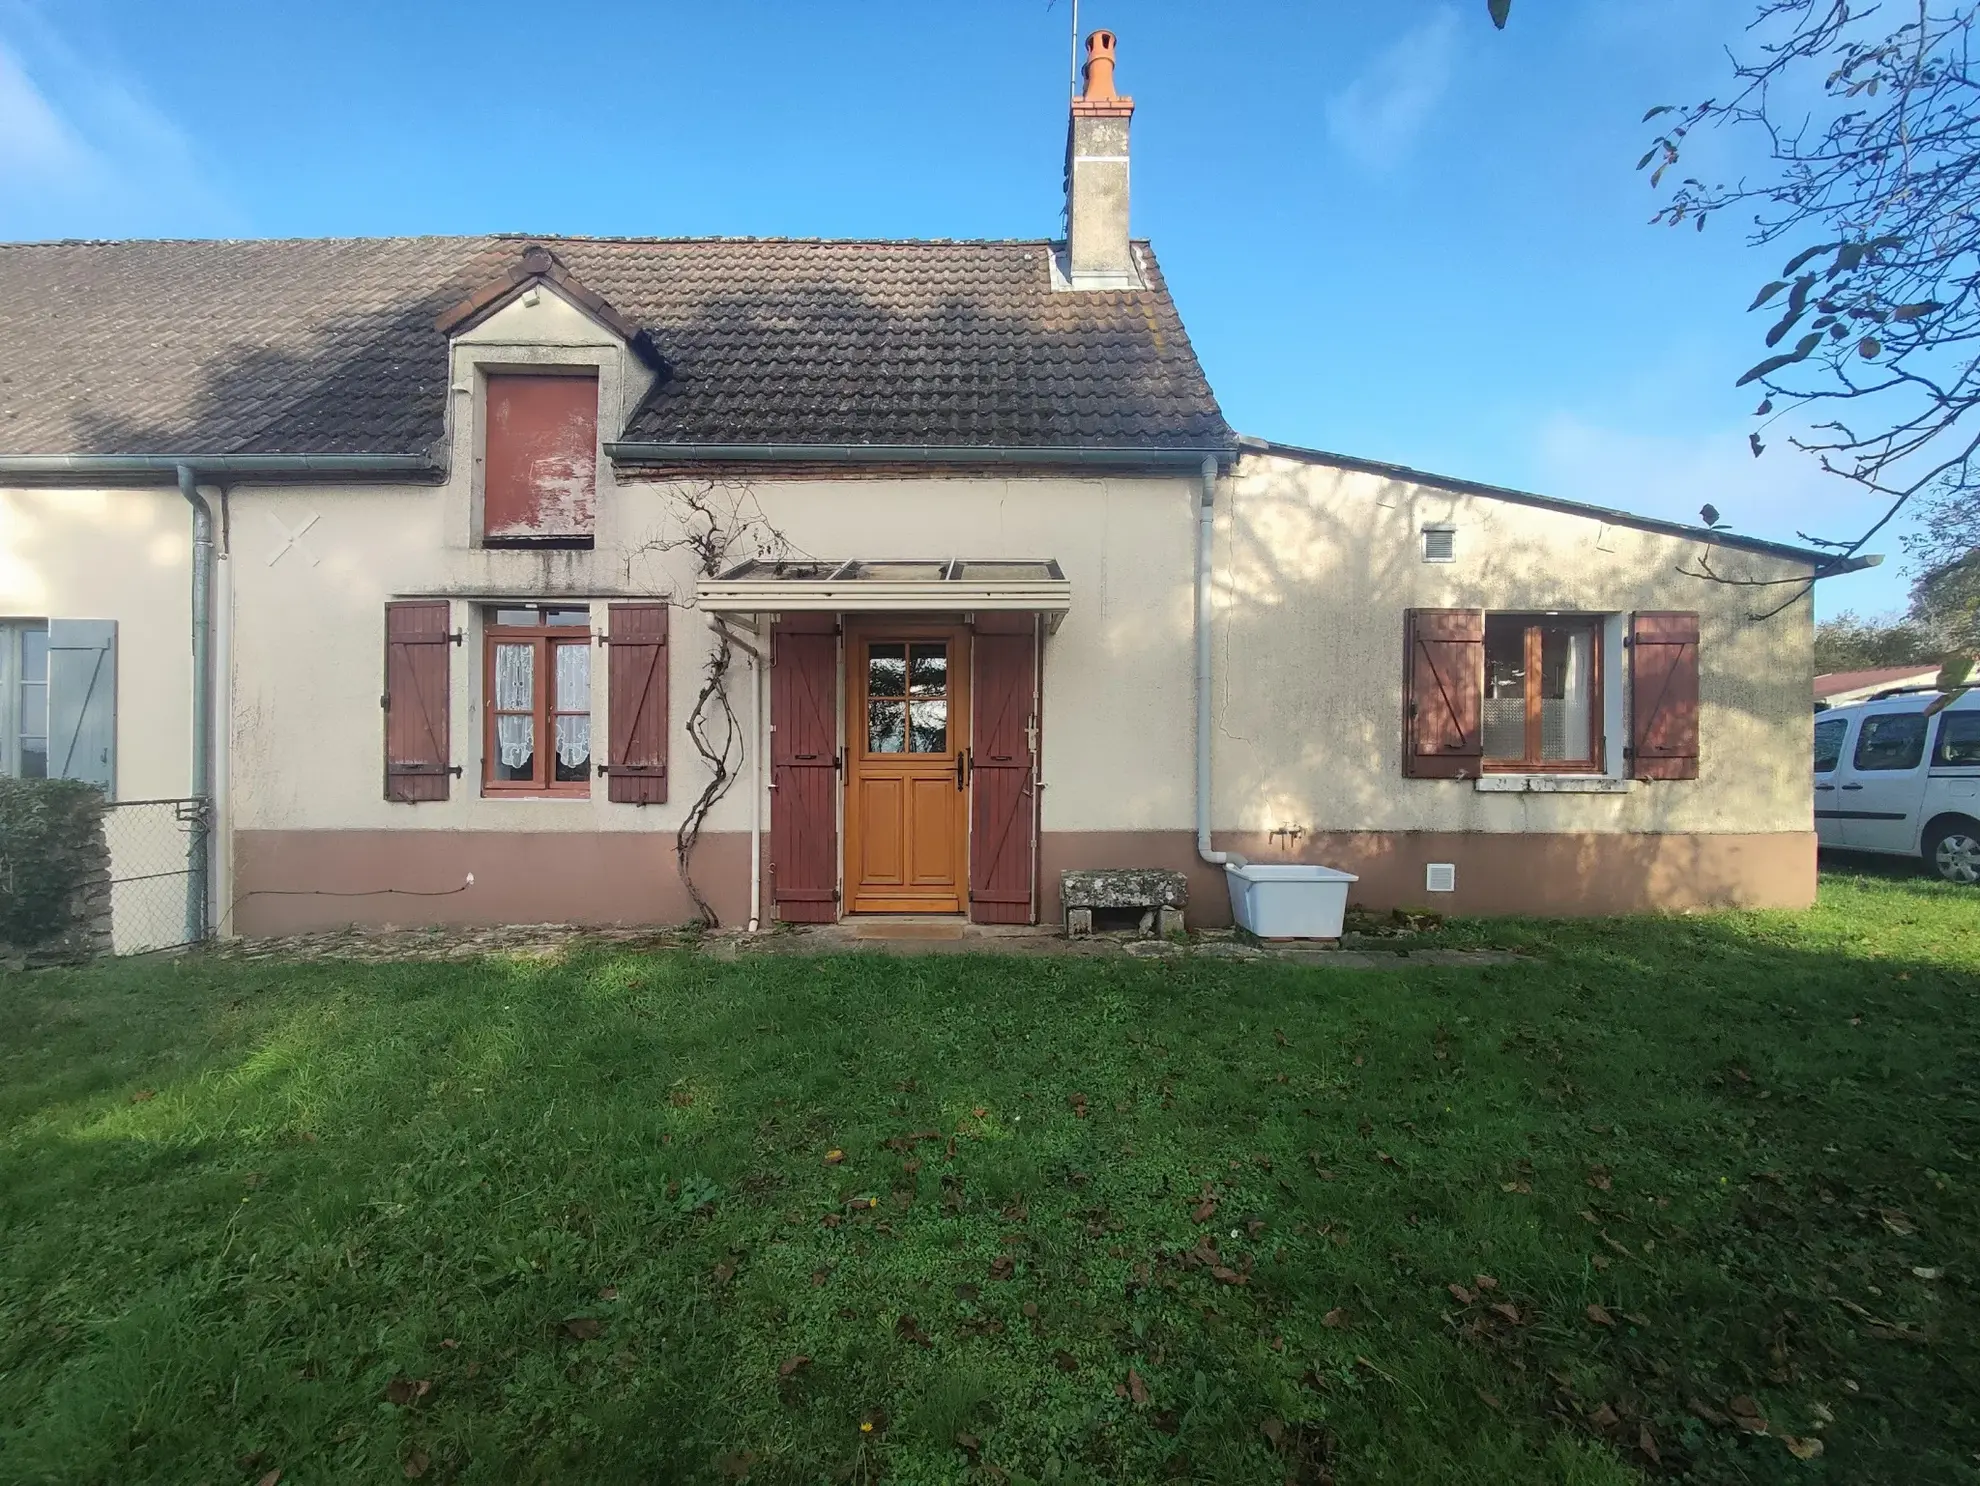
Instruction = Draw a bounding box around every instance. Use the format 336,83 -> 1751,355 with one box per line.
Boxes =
2,873 -> 1976,1485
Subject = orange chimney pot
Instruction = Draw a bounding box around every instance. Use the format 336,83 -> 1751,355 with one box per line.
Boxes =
1082,29 -> 1119,101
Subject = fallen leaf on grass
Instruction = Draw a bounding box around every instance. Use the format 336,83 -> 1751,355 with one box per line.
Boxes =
256,1472 -> 282,1486
1489,1302 -> 1521,1325
1021,1301 -> 1040,1319
1587,1166 -> 1613,1191
558,1318 -> 602,1341
824,1149 -> 845,1165
1729,1394 -> 1769,1434
596,1286 -> 618,1301
1688,1397 -> 1727,1426
1322,1307 -> 1350,1328
1878,1208 -> 1916,1236
1127,1366 -> 1150,1404
383,1377 -> 432,1405
1783,1435 -> 1825,1460
1192,1200 -> 1218,1223
1586,1304 -> 1615,1327
403,1450 -> 430,1479
1052,1349 -> 1079,1372
988,1256 -> 1014,1281
1501,1180 -> 1533,1195
1474,1274 -> 1498,1291
1588,1403 -> 1619,1431
130,1089 -> 155,1103
438,1338 -> 460,1350
955,1431 -> 980,1455
777,1354 -> 810,1377
1448,1283 -> 1477,1305
1476,1388 -> 1503,1411
1913,1265 -> 1944,1280
237,1452 -> 268,1472
1070,1094 -> 1089,1118
711,1261 -> 736,1287
1638,1424 -> 1660,1464
895,1314 -> 933,1348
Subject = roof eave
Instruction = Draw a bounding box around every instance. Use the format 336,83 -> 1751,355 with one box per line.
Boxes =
1234,435 -> 1876,572
606,441 -> 1236,471
0,453 -> 442,483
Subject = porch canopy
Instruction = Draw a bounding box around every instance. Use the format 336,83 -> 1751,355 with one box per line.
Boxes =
696,558 -> 1071,631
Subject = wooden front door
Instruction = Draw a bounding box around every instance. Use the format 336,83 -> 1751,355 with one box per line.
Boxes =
845,624 -> 970,913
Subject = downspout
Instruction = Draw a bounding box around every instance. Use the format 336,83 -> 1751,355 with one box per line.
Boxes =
1195,456 -> 1244,869
176,464 -> 214,942
748,647 -> 763,933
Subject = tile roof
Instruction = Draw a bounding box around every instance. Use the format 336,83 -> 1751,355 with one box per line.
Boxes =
1813,664 -> 1945,699
0,235 -> 1230,459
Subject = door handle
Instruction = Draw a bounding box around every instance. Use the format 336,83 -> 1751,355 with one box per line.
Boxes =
1815,784 -> 1834,792
956,749 -> 968,791
1841,783 -> 1865,791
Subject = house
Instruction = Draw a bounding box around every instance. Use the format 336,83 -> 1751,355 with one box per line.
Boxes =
1816,665 -> 1949,709
0,32 -> 1864,939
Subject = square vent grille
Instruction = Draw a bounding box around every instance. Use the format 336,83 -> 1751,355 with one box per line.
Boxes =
1425,863 -> 1457,894
1421,526 -> 1457,563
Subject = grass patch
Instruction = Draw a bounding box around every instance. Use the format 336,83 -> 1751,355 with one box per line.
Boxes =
2,871 -> 1976,1483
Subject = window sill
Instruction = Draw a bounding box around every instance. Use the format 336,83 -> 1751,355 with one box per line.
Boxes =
1474,774 -> 1634,795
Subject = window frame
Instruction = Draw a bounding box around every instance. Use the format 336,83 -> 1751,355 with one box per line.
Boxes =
481,607 -> 593,797
1481,612 -> 1606,774
1851,711 -> 1928,773
0,619 -> 50,781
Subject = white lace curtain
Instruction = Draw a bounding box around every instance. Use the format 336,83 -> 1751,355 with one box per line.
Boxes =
492,642 -> 591,772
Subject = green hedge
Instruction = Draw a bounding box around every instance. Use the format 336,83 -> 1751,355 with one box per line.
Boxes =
0,778 -> 109,958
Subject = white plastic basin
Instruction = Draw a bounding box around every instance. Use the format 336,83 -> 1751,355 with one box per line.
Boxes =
1224,863 -> 1359,941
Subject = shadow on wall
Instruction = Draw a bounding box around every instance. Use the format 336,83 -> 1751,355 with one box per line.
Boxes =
1201,457 -> 1813,842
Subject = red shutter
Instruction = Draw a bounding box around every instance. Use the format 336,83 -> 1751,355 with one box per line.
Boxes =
1404,609 -> 1484,778
969,616 -> 1040,925
1630,611 -> 1700,780
605,603 -> 668,803
770,617 -> 840,923
383,600 -> 454,801
483,372 -> 598,541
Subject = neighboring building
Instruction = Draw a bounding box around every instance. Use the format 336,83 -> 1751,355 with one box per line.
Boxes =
0,32 -> 1866,936
1815,665 -> 1947,709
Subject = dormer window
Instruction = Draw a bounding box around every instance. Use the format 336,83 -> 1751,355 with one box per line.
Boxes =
482,370 -> 598,547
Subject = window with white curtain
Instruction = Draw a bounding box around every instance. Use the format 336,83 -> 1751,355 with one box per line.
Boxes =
482,605 -> 591,795
1482,614 -> 1603,770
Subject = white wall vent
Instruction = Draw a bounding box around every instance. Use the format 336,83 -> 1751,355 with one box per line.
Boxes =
1421,525 -> 1457,563
1425,863 -> 1457,893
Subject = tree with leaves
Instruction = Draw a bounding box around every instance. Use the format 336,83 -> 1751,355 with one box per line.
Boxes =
1494,1 -> 1979,602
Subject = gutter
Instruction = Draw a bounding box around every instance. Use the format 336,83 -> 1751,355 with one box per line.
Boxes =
0,453 -> 438,481
607,441 -> 1235,471
1195,456 -> 1244,871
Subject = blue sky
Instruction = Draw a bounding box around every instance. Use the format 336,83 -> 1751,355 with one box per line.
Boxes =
0,0 -> 1916,617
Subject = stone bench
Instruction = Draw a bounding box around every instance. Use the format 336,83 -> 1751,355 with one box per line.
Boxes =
1061,868 -> 1188,938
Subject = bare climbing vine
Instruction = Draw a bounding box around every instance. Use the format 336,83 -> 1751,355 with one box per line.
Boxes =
622,480 -> 793,926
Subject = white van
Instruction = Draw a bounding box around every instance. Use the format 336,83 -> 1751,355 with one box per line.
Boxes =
1813,689 -> 1980,884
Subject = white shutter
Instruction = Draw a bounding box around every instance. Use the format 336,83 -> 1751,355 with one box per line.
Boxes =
48,619 -> 116,796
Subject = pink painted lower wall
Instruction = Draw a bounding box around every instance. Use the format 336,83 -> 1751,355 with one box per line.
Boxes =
232,827 -> 1814,935
232,830 -> 750,936
1040,831 -> 1817,923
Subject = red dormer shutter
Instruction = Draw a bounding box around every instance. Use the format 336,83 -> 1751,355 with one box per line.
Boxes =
483,372 -> 598,542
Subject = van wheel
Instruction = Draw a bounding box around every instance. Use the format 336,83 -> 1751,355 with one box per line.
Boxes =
1925,818 -> 1980,885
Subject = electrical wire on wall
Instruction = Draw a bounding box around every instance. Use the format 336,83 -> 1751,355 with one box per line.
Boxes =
219,874 -> 475,936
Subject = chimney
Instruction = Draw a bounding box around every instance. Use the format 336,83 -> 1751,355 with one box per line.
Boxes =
1064,29 -> 1140,289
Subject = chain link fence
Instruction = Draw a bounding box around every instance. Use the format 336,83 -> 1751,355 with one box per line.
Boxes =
102,798 -> 206,955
